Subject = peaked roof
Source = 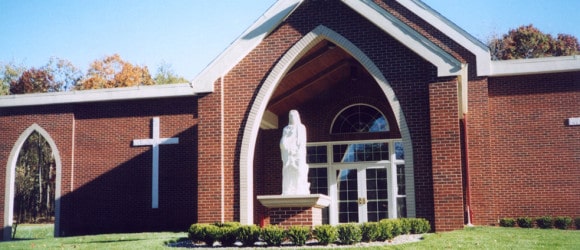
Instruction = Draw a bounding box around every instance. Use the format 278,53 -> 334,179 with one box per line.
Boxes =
191,0 -> 580,93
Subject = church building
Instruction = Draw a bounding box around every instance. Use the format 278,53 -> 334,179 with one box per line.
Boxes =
1,0 -> 578,239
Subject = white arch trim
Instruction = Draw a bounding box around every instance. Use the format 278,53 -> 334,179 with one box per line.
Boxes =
4,124 -> 62,240
239,25 -> 415,224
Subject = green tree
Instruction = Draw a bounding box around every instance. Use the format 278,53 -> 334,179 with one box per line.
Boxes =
154,62 -> 188,84
488,24 -> 580,60
77,54 -> 154,90
0,62 -> 26,95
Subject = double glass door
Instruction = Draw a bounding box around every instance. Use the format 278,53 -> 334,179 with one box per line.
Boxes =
335,166 -> 389,223
307,140 -> 405,225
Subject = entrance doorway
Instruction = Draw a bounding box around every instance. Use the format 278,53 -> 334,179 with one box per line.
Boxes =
307,140 -> 406,225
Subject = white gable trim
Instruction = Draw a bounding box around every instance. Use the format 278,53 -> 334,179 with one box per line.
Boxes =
190,0 -> 303,93
0,83 -> 194,108
490,55 -> 580,76
342,0 -> 461,77
396,0 -> 492,76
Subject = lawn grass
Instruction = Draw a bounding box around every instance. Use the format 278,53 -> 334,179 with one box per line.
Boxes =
1,224 -> 578,249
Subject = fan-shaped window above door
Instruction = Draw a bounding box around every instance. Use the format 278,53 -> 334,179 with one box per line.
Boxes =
331,104 -> 389,134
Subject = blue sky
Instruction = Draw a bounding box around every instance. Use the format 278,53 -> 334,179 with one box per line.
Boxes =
1,0 -> 578,81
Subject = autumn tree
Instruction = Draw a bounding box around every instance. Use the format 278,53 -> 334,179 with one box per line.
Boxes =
488,24 -> 580,60
45,57 -> 83,91
77,54 -> 154,90
9,68 -> 61,94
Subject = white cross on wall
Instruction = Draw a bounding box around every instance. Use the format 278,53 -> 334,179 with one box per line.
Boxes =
132,117 -> 179,208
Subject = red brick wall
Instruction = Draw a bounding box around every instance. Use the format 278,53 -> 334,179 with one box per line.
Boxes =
428,79 -> 464,231
485,72 -> 580,221
0,105 -> 74,238
0,97 -> 198,236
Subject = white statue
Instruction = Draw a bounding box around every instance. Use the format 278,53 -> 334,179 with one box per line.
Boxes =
280,110 -> 310,195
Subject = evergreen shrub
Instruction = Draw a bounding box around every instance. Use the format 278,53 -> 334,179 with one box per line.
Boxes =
517,217 -> 534,228
536,216 -> 553,229
286,226 -> 311,246
499,218 -> 516,227
188,223 -> 220,246
360,222 -> 381,242
575,217 -> 580,230
554,216 -> 572,230
400,218 -> 412,234
314,224 -> 337,245
236,225 -> 261,246
410,218 -> 431,233
261,225 -> 286,246
336,224 -> 362,245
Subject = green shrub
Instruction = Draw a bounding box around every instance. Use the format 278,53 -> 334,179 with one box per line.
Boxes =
378,219 -> 394,240
218,225 -> 238,246
410,218 -> 431,234
236,225 -> 260,246
499,218 -> 516,227
575,217 -> 580,230
360,222 -> 381,242
187,223 -> 220,246
314,225 -> 337,245
517,217 -> 534,228
379,219 -> 402,239
261,225 -> 286,246
336,224 -> 362,245
400,218 -> 412,234
536,216 -> 553,229
554,216 -> 572,230
286,226 -> 311,246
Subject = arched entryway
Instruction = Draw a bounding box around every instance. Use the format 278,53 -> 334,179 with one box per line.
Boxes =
239,25 -> 415,225
4,124 -> 62,240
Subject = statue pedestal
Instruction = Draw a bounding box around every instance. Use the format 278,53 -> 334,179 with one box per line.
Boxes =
257,194 -> 330,228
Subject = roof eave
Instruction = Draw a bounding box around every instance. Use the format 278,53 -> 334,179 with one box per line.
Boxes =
489,55 -> 580,77
0,83 -> 195,108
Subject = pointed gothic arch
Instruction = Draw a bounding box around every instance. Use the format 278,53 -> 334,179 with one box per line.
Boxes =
4,124 -> 62,240
239,25 -> 415,224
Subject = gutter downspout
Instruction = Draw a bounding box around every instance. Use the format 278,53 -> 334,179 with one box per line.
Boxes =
463,113 -> 473,226
458,64 -> 473,226
220,76 -> 225,223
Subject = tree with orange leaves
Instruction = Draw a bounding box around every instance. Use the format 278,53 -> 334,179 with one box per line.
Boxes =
77,54 -> 154,90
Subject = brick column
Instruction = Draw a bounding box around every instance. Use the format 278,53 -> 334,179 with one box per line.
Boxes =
269,207 -> 322,228
429,79 -> 464,231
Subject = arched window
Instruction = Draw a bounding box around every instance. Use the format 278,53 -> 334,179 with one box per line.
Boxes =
331,104 -> 388,134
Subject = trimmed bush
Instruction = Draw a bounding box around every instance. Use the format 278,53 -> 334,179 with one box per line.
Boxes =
499,218 -> 516,227
410,218 -> 431,234
517,217 -> 534,228
575,217 -> 580,230
261,225 -> 286,246
336,224 -> 362,245
314,225 -> 337,245
217,226 -> 238,246
400,218 -> 412,234
287,226 -> 311,246
379,219 -> 402,239
187,223 -> 220,246
360,222 -> 381,242
536,216 -> 553,229
554,216 -> 572,230
237,225 -> 260,246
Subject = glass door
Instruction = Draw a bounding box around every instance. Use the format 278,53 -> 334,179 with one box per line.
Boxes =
335,166 -> 388,223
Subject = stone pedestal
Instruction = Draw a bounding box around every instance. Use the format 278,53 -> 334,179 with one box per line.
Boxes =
257,194 -> 330,228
